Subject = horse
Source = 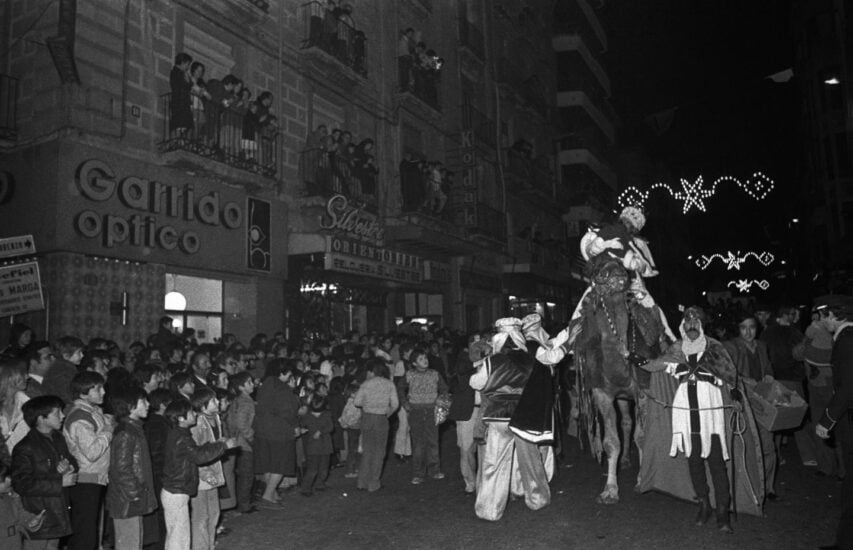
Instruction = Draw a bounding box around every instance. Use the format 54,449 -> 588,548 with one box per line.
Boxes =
572,254 -> 666,504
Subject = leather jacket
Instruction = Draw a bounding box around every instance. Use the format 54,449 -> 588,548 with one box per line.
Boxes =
161,426 -> 226,497
11,429 -> 78,540
106,419 -> 157,519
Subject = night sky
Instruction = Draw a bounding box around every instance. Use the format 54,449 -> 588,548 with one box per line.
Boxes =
600,0 -> 801,302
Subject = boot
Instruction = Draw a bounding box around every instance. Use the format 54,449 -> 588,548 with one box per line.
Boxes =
716,510 -> 733,533
694,495 -> 712,526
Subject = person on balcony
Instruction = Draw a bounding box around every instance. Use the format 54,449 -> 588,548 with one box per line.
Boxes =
205,74 -> 239,151
189,62 -> 212,143
354,139 -> 378,198
169,53 -> 194,138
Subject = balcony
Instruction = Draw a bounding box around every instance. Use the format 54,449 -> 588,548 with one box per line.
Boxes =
399,63 -> 442,114
300,1 -> 367,87
299,147 -> 377,207
553,0 -> 607,52
158,93 -> 280,179
0,74 -> 18,144
461,103 -> 496,148
557,88 -> 616,143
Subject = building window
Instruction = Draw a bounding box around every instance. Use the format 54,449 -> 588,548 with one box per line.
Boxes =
164,273 -> 223,343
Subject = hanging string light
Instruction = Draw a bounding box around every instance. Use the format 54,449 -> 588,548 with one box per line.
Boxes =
617,172 -> 774,213
727,279 -> 770,293
694,250 -> 775,271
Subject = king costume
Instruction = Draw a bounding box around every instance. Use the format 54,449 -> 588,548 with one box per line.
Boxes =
469,318 -> 554,521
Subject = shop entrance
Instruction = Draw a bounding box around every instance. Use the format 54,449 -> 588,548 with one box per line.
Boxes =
163,273 -> 223,343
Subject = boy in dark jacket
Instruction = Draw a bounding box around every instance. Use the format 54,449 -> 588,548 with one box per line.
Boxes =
107,388 -> 157,550
160,398 -> 235,550
0,462 -> 45,550
143,388 -> 172,549
11,395 -> 78,549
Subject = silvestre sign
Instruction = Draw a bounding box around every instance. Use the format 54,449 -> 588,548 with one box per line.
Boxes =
73,159 -> 243,254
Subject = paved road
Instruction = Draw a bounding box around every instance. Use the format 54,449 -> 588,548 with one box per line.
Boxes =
218,426 -> 840,549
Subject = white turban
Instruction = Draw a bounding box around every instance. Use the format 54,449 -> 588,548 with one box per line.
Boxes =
491,317 -> 526,353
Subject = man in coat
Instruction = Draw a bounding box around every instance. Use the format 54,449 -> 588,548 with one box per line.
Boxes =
814,294 -> 853,550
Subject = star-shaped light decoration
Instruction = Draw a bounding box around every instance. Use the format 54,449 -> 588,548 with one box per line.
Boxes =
672,176 -> 714,214
616,172 -> 775,214
694,250 -> 776,271
727,279 -> 770,293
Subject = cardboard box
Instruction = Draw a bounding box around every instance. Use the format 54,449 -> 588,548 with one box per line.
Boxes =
746,379 -> 808,432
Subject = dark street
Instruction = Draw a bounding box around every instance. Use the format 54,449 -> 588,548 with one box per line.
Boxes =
221,426 -> 836,550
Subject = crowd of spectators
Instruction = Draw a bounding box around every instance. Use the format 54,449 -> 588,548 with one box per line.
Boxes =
0,293 -> 845,547
301,125 -> 379,199
397,27 -> 443,107
168,52 -> 278,173
0,318 -> 476,549
304,1 -> 366,75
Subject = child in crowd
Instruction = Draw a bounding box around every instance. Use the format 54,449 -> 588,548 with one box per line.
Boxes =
106,388 -> 157,550
399,349 -> 448,484
63,371 -> 113,550
190,388 -> 229,550
299,395 -> 333,496
226,372 -> 256,514
214,388 -> 237,527
160,398 -> 234,550
12,395 -> 78,550
144,388 -> 173,550
41,336 -> 84,406
339,381 -> 362,478
0,462 -> 45,550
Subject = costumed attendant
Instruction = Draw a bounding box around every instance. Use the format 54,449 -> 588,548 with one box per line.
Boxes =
651,307 -> 739,533
813,295 -> 853,550
469,318 -> 551,521
518,314 -> 558,481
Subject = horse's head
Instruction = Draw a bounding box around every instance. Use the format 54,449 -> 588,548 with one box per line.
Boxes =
587,255 -> 628,297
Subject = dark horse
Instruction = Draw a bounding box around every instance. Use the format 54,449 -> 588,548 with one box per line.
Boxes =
573,255 -> 666,504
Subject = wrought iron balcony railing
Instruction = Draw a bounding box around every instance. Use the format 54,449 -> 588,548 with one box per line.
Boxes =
0,74 -> 19,141
158,92 -> 280,178
299,147 -> 377,205
301,1 -> 367,77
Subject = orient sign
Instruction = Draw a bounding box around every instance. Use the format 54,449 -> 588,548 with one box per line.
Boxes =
319,194 -> 385,244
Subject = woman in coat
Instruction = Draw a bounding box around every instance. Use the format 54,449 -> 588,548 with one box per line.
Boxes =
253,359 -> 300,506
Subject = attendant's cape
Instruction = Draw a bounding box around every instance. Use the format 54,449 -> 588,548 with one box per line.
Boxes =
636,338 -> 766,516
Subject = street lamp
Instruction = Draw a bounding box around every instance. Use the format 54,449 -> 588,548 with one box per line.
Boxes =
824,77 -> 840,85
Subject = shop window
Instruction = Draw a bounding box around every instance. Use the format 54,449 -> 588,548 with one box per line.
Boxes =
164,273 -> 223,343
